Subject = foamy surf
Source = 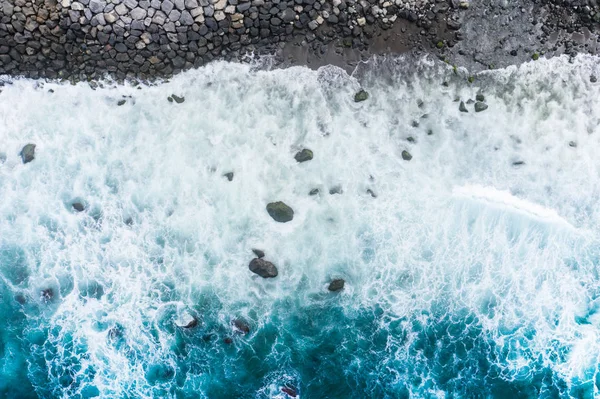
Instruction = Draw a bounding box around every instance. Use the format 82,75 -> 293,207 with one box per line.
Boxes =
452,184 -> 576,229
1,55 -> 600,398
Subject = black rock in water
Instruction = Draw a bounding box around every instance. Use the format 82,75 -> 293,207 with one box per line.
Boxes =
474,102 -> 488,112
232,319 -> 250,334
309,188 -> 320,196
183,318 -> 199,329
402,150 -> 413,161
252,249 -> 265,258
117,99 -> 126,106
354,89 -> 369,102
224,172 -> 234,181
172,95 -> 185,103
72,202 -> 85,212
294,149 -> 313,163
20,144 -> 36,164
281,386 -> 298,397
476,94 -> 485,102
328,279 -> 345,292
367,189 -> 377,198
249,258 -> 278,278
459,101 -> 468,113
266,201 -> 294,223
329,186 -> 343,195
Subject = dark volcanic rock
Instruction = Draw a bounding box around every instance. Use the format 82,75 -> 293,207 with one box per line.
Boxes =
474,102 -> 488,112
266,201 -> 294,222
309,188 -> 319,195
72,202 -> 86,212
249,258 -> 278,278
354,89 -> 369,102
171,94 -> 185,103
401,150 -> 412,161
294,148 -> 313,163
459,101 -> 468,113
281,386 -> 298,397
224,172 -> 234,181
20,144 -> 36,164
328,278 -> 345,291
252,248 -> 265,258
232,318 -> 250,334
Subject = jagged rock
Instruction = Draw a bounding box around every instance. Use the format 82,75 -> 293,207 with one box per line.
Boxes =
20,143 -> 36,163
459,101 -> 468,112
223,172 -> 234,181
328,278 -> 345,291
294,148 -> 313,163
232,318 -> 250,334
266,201 -> 294,223
476,93 -> 485,102
249,258 -> 278,278
309,188 -> 319,196
474,102 -> 488,112
252,248 -> 265,258
354,89 -> 369,102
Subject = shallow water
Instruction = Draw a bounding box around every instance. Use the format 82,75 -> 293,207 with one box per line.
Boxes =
1,55 -> 600,398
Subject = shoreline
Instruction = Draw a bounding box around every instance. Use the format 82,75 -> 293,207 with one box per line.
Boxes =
0,0 -> 599,82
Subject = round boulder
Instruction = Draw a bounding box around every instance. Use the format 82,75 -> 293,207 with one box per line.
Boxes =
249,258 -> 278,278
266,201 -> 294,223
294,149 -> 313,163
328,278 -> 345,292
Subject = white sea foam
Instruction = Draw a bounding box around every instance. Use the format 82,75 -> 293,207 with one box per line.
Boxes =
1,55 -> 600,397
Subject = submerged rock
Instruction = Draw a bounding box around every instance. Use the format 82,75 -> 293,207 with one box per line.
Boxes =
309,188 -> 320,196
249,258 -> 278,278
459,101 -> 468,113
223,337 -> 233,344
20,143 -> 36,164
354,89 -> 369,102
40,288 -> 54,302
328,279 -> 345,292
282,386 -> 298,397
367,189 -> 377,198
232,318 -> 250,334
402,150 -> 413,161
183,318 -> 199,329
294,148 -> 313,163
266,201 -> 294,223
252,248 -> 265,258
223,172 -> 234,181
72,202 -> 86,212
474,102 -> 488,112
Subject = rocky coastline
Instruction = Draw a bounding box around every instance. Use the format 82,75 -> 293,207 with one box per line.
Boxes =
0,0 -> 599,81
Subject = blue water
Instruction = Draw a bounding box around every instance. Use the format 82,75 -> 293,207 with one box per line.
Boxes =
1,56 -> 600,398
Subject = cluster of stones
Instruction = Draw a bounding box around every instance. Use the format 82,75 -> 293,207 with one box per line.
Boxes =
0,0 -> 451,80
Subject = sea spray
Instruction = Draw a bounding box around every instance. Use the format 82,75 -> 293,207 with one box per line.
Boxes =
1,55 -> 600,398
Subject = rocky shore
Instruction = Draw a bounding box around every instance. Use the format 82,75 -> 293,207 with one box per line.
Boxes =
0,0 -> 599,80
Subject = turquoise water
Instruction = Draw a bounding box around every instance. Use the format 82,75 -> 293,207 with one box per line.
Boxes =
1,56 -> 600,398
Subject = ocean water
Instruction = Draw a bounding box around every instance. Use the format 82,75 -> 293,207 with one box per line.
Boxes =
1,55 -> 600,399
